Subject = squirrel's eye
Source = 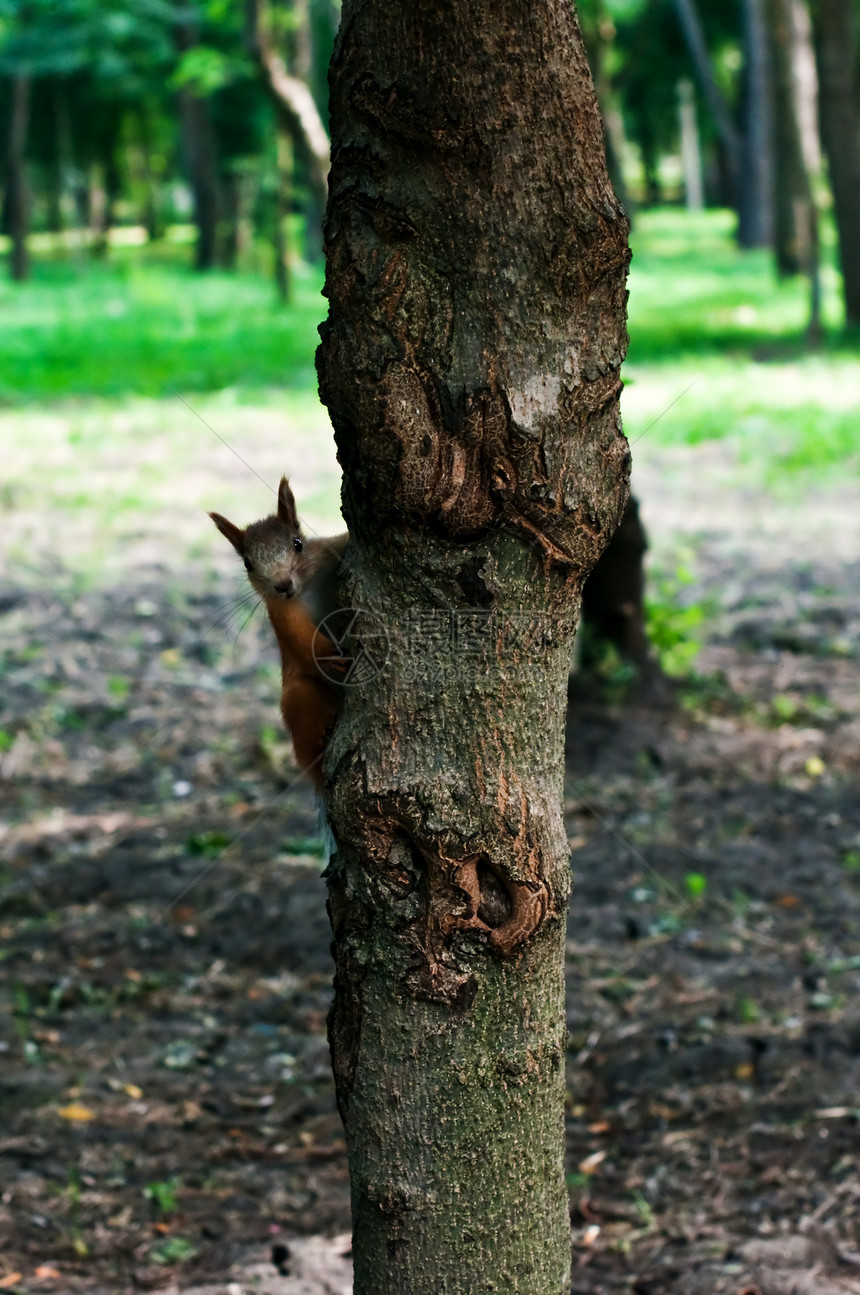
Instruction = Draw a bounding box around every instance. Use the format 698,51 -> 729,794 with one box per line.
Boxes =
293,537 -> 303,553
243,557 -> 253,572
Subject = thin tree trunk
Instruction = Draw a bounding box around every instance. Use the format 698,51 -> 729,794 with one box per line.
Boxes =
317,2 -> 630,1292
768,0 -> 818,276
246,0 -> 329,214
176,14 -> 221,271
5,72 -> 31,281
580,3 -> 634,219
812,0 -> 860,325
767,0 -> 822,339
673,0 -> 742,206
138,107 -> 165,242
273,130 -> 293,302
678,78 -> 704,210
177,87 -> 220,270
738,0 -> 774,248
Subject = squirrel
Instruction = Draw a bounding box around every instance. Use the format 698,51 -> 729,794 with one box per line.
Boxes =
209,477 -> 349,791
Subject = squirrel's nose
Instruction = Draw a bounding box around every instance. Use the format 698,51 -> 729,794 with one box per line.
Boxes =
274,578 -> 295,597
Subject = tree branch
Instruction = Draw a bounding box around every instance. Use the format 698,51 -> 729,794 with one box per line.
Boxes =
247,0 -> 329,211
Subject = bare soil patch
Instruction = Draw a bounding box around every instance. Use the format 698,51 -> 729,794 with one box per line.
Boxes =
1,443 -> 859,1293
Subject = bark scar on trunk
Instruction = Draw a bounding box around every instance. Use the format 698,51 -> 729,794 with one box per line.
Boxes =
407,824 -> 555,972
444,855 -> 550,956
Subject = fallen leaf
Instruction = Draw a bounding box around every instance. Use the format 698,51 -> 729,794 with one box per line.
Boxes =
34,1265 -> 61,1280
58,1103 -> 95,1122
578,1150 -> 607,1174
0,1276 -> 23,1290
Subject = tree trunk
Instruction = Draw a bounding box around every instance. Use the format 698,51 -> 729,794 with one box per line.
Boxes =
580,497 -> 649,666
766,0 -> 822,339
673,0 -> 742,207
5,72 -> 31,281
677,78 -> 704,211
812,0 -> 860,325
768,0 -> 819,278
272,129 -> 293,303
316,3 -> 630,1292
579,3 -> 634,220
136,107 -> 166,242
737,0 -> 774,248
176,15 -> 221,271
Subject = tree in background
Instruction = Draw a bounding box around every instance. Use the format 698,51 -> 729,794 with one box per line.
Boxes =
246,0 -> 333,294
317,1 -> 630,1289
767,0 -> 821,334
812,0 -> 860,326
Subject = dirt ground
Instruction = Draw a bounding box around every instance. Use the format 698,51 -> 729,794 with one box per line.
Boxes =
1,436 -> 859,1294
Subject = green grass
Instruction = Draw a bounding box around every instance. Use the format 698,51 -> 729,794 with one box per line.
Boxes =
621,209 -> 860,486
0,250 -> 324,402
0,209 -> 857,586
626,207 -> 845,361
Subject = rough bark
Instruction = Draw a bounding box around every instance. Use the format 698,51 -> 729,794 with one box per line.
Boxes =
5,72 -> 31,281
316,2 -> 630,1292
812,0 -> 860,325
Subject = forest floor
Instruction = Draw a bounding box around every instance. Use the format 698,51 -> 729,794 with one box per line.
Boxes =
1,407 -> 860,1295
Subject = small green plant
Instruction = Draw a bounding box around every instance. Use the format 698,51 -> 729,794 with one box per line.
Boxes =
149,1236 -> 199,1265
684,872 -> 707,901
771,694 -> 798,722
281,835 -> 328,858
186,830 -> 233,858
631,1189 -> 654,1227
736,994 -> 760,1024
144,1176 -> 181,1215
646,566 -> 708,677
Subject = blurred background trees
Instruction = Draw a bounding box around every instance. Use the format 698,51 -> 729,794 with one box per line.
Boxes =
1,0 -> 860,327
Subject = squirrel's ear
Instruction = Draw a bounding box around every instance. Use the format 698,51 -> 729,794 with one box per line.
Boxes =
277,477 -> 300,531
209,511 -> 245,554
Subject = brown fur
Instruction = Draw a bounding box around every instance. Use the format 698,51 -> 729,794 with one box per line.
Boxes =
210,477 -> 348,791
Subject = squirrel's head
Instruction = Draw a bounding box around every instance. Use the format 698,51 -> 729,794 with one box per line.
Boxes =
210,476 -> 306,601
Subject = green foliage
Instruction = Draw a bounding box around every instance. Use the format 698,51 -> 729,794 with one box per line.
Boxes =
149,1235 -> 199,1265
645,565 -> 707,677
626,209 -> 837,361
186,830 -> 233,858
144,1176 -> 181,1215
171,45 -> 233,96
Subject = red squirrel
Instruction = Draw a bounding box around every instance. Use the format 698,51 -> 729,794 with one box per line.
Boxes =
209,477 -> 349,791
